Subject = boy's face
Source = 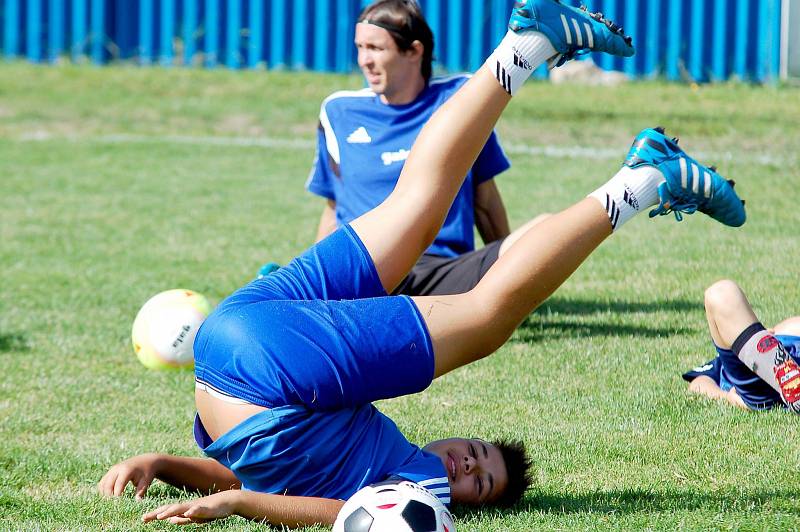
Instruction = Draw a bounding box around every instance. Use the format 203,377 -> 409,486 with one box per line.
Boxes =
423,438 -> 508,506
354,23 -> 421,101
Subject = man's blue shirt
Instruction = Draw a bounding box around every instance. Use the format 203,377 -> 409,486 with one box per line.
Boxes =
306,75 -> 511,258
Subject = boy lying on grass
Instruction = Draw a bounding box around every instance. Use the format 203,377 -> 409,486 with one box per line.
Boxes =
684,279 -> 800,411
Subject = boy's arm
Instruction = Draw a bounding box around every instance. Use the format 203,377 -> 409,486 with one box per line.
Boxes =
687,376 -> 748,410
142,490 -> 344,528
687,375 -> 729,401
99,453 -> 240,499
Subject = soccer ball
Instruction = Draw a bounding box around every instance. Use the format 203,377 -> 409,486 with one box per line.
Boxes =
333,480 -> 456,532
131,289 -> 212,369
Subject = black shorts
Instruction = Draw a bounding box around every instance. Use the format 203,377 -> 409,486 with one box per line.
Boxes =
392,240 -> 503,296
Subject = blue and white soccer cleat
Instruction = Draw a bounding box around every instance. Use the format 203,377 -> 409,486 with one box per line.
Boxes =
624,127 -> 746,227
508,0 -> 635,66
256,261 -> 281,280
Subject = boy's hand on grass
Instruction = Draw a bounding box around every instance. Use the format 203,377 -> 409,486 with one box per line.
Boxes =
141,491 -> 238,525
98,453 -> 162,499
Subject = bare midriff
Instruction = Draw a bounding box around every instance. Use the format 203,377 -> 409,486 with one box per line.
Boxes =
195,388 -> 269,442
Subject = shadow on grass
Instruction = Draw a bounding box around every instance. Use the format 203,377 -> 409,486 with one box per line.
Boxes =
455,488 -> 794,519
0,332 -> 29,352
527,488 -> 792,514
514,319 -> 692,341
536,297 -> 699,316
508,297 -> 698,342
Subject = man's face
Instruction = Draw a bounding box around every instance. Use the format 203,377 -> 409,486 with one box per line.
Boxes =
423,438 -> 508,506
354,23 -> 420,100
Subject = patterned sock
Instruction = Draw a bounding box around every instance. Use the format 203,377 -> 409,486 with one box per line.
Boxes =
588,166 -> 664,231
484,30 -> 557,95
733,323 -> 800,412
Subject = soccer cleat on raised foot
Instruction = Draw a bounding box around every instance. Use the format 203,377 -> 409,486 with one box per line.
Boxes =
624,127 -> 746,227
508,0 -> 634,66
256,261 -> 281,280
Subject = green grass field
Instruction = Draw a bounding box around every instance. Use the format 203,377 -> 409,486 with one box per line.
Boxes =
2,62 -> 799,531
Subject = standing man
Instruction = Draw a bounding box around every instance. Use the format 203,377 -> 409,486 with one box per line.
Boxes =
306,0 -> 515,296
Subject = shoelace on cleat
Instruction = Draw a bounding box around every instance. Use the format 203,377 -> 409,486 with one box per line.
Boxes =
651,200 -> 699,222
649,181 -> 707,221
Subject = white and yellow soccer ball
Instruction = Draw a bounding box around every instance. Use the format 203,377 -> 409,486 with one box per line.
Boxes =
334,480 -> 455,532
131,289 -> 212,369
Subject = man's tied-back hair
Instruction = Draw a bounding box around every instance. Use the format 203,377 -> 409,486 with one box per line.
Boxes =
358,0 -> 435,82
492,439 -> 533,508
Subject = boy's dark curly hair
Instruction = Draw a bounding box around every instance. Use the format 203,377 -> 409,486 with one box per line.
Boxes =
491,439 -> 533,508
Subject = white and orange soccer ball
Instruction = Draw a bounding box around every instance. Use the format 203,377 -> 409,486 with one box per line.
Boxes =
131,289 -> 212,370
334,480 -> 455,532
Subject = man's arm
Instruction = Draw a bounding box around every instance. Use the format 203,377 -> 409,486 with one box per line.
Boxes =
99,453 -> 240,499
315,199 -> 338,242
474,180 -> 510,244
142,490 -> 344,528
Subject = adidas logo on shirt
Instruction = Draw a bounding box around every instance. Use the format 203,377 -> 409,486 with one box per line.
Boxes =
346,126 -> 372,144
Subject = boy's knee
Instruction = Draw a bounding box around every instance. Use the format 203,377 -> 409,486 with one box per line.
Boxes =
704,279 -> 742,312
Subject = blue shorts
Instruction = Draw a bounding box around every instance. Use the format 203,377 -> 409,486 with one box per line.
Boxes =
683,335 -> 800,410
193,225 -> 435,410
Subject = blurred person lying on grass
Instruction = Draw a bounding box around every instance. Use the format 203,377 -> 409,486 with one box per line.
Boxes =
683,279 -> 800,411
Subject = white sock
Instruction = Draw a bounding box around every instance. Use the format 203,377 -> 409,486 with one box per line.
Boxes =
588,166 -> 664,231
484,30 -> 558,95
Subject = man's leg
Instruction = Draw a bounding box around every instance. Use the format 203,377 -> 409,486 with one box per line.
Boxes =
498,214 -> 552,256
393,214 -> 552,297
350,1 -> 634,293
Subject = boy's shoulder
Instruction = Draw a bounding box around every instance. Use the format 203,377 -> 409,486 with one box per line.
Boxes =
386,451 -> 450,506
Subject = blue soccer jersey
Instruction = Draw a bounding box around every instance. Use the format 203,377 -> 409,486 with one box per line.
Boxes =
194,406 -> 450,505
683,335 -> 800,410
306,75 -> 511,258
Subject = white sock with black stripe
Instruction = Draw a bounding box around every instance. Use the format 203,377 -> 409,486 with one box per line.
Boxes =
484,30 -> 558,95
588,166 -> 664,231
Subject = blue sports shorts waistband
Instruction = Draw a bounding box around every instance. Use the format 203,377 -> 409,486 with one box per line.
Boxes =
194,364 -> 274,407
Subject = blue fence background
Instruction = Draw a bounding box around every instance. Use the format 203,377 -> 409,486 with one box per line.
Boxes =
0,0 -> 785,82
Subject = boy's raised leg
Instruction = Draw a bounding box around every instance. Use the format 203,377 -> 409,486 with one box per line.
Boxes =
350,0 -> 635,294
417,129 -> 747,378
